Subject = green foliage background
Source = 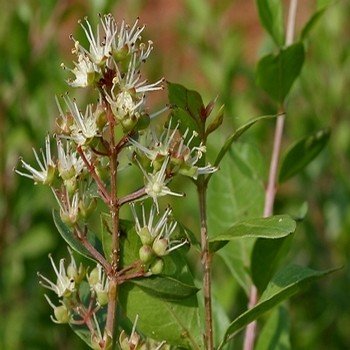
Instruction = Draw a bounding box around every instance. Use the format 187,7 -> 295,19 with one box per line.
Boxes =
0,0 -> 349,349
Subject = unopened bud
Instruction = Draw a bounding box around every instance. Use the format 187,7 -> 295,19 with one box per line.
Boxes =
87,267 -> 100,286
139,245 -> 154,263
152,238 -> 168,257
53,304 -> 70,324
150,258 -> 164,275
96,290 -> 108,306
139,226 -> 153,245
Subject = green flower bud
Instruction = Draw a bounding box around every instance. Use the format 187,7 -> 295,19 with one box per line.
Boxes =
139,245 -> 154,263
139,226 -> 153,245
152,238 -> 168,257
135,113 -> 150,131
67,262 -> 85,284
79,197 -> 97,218
150,258 -> 164,275
60,208 -> 78,227
87,267 -> 100,286
96,290 -> 108,306
64,177 -> 77,196
121,115 -> 137,133
43,165 -> 56,186
53,304 -> 70,324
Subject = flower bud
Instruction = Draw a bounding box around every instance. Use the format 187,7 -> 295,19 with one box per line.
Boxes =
139,226 -> 153,245
64,177 -> 77,196
150,258 -> 164,275
60,208 -> 78,227
53,304 -> 70,324
139,245 -> 154,263
67,262 -> 85,284
96,289 -> 108,306
79,197 -> 97,218
87,266 -> 100,286
135,113 -> 150,131
152,238 -> 168,257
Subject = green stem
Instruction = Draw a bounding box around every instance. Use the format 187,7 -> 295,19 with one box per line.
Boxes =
197,177 -> 213,350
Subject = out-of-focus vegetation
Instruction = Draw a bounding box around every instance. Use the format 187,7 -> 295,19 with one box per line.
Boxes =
0,0 -> 349,349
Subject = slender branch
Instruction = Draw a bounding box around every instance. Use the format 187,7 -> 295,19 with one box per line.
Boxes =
77,146 -> 111,204
119,187 -> 146,206
74,226 -> 112,274
243,1 -> 298,349
198,179 -> 213,350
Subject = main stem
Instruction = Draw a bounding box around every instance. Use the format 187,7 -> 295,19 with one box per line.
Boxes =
105,108 -> 120,347
243,1 -> 298,349
198,178 -> 213,350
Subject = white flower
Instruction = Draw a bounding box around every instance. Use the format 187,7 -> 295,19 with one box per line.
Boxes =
53,188 -> 80,226
16,135 -> 56,185
62,96 -> 99,145
62,53 -> 100,88
74,15 -> 117,66
57,140 -> 83,180
137,157 -> 183,211
38,250 -> 77,298
88,264 -> 109,306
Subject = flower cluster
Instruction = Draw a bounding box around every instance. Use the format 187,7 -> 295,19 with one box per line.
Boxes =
131,203 -> 187,274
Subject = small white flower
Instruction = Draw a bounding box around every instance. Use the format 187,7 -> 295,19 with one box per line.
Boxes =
88,264 -> 109,306
57,140 -> 83,180
53,188 -> 80,226
137,157 -> 183,211
38,250 -> 76,298
62,96 -> 99,145
63,53 -> 100,88
44,295 -> 71,324
16,135 -> 56,185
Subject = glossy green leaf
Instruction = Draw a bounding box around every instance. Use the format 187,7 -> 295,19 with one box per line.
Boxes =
256,0 -> 285,46
212,115 -> 274,171
209,215 -> 296,253
217,265 -> 338,349
255,305 -> 291,350
167,81 -> 205,122
251,235 -> 294,293
130,275 -> 199,301
119,284 -> 202,349
167,82 -> 204,140
256,43 -> 305,104
53,209 -> 101,261
279,128 -> 330,183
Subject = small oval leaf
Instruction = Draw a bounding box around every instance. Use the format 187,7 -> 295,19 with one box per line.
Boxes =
279,128 -> 330,183
130,276 -> 199,301
209,215 -> 296,253
256,43 -> 305,104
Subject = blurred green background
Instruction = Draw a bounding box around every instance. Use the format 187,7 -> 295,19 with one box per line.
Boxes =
1,0 -> 349,349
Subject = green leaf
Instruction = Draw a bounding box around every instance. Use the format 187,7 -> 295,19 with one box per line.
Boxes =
279,128 -> 330,183
119,284 -> 202,349
218,242 -> 252,295
167,81 -> 205,123
130,275 -> 199,301
209,215 -> 296,253
217,265 -> 338,349
255,305 -> 291,350
251,235 -> 294,293
256,43 -> 305,104
256,0 -> 285,46
53,209 -> 102,261
300,7 -> 328,41
212,115 -> 274,170
208,142 -> 265,235
167,82 -> 204,139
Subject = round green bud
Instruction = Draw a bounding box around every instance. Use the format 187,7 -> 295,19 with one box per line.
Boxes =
135,113 -> 150,131
60,209 -> 78,227
87,267 -> 100,286
139,245 -> 154,263
53,304 -> 70,324
150,258 -> 164,275
64,177 -> 77,196
152,238 -> 168,257
139,226 -> 153,245
96,290 -> 108,306
121,115 -> 137,133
